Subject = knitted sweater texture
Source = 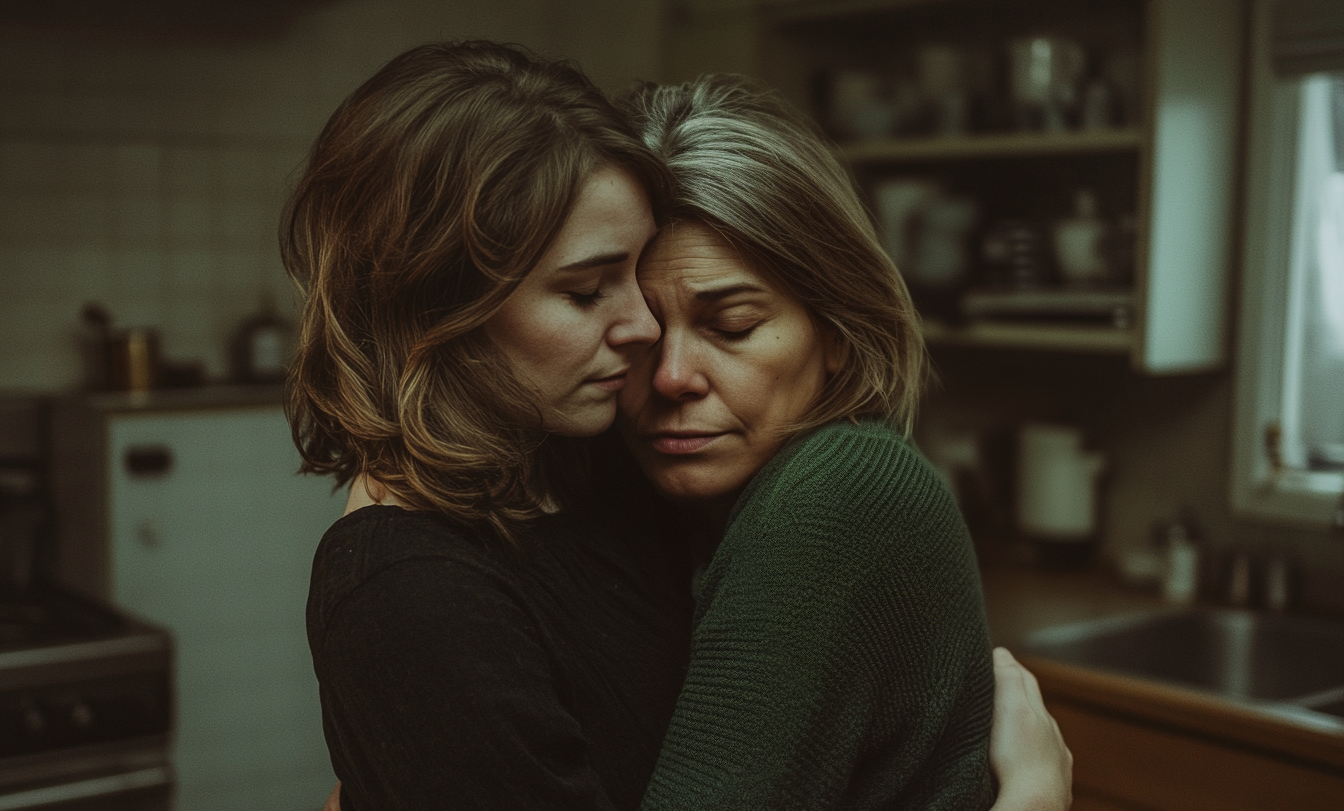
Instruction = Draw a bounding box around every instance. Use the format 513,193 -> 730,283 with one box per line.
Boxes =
641,421 -> 996,811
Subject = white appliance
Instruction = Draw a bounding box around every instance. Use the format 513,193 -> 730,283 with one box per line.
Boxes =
52,394 -> 343,811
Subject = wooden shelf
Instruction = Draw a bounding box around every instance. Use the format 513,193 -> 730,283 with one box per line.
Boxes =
921,319 -> 1134,353
840,128 -> 1144,165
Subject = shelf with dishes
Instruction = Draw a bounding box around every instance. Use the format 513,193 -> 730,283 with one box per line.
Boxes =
762,0 -> 1241,373
921,318 -> 1133,354
868,155 -> 1140,353
921,283 -> 1136,353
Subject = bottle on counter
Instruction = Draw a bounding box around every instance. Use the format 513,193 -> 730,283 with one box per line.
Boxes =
1262,554 -> 1298,612
1161,522 -> 1200,605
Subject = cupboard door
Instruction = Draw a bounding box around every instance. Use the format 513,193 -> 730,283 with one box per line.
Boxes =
1048,699 -> 1344,811
108,406 -> 343,811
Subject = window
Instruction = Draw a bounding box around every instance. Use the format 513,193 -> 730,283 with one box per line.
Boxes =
1282,74 -> 1344,474
1232,1 -> 1344,527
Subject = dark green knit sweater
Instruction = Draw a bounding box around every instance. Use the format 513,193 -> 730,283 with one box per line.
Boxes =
641,421 -> 995,811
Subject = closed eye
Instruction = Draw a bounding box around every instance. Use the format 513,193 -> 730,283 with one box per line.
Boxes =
712,324 -> 758,342
566,289 -> 607,307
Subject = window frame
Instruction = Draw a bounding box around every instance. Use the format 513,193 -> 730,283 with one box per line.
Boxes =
1231,0 -> 1344,528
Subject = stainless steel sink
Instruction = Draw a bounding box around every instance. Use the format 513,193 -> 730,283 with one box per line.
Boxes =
1022,608 -> 1344,716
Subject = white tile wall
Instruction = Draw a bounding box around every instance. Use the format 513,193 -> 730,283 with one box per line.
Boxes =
0,0 -> 661,392
0,133 -> 307,386
0,20 -> 327,388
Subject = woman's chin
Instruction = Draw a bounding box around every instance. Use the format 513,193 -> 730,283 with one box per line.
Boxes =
645,466 -> 740,505
543,403 -> 617,437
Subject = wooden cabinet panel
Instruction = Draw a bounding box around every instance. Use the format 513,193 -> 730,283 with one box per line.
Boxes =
1049,699 -> 1344,811
1070,791 -> 1144,811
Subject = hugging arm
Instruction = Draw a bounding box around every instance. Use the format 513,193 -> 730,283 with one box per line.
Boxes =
312,559 -> 617,811
988,647 -> 1074,811
321,648 -> 1072,811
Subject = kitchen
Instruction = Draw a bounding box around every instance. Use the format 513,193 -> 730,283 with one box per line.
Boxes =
0,0 -> 1342,809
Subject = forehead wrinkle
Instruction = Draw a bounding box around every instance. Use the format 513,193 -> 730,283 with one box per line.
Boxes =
640,223 -> 775,303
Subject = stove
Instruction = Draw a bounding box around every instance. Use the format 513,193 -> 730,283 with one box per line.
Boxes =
0,585 -> 173,811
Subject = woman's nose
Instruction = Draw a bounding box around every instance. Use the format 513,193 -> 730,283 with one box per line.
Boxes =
608,285 -> 661,347
652,334 -> 709,400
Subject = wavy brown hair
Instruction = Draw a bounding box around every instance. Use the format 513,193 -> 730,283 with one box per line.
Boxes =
619,75 -> 927,436
282,41 -> 669,541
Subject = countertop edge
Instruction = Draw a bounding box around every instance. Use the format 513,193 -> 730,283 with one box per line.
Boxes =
1017,653 -> 1344,772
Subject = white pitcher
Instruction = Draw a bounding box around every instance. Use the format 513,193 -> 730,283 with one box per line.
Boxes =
1016,422 -> 1107,542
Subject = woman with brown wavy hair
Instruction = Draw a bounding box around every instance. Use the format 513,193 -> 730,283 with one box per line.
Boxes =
288,40 -> 691,811
287,40 -> 1068,811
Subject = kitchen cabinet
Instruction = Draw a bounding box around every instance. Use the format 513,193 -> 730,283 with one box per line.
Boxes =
758,0 -> 1242,373
51,392 -> 343,811
1030,662 -> 1344,810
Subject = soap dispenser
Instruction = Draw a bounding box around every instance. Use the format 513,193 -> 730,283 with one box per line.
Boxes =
1161,522 -> 1200,606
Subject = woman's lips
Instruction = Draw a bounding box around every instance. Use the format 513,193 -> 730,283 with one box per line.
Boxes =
647,433 -> 723,454
589,373 -> 627,391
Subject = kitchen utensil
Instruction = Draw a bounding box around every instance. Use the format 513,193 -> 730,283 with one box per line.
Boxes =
874,179 -> 977,319
912,194 -> 980,287
1053,188 -> 1115,285
229,296 -> 295,384
873,178 -> 940,274
827,69 -> 899,140
980,219 -> 1051,288
916,43 -> 969,135
1263,554 -> 1301,612
81,303 -> 162,393
1008,36 -> 1087,131
1161,522 -> 1200,605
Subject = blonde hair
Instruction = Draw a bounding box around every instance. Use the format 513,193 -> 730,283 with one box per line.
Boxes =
620,75 -> 927,435
283,41 -> 669,541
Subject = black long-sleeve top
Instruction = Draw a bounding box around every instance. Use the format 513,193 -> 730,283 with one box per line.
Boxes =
306,493 -> 692,811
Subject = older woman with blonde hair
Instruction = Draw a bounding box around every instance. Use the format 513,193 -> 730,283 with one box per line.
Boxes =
616,75 -> 1037,810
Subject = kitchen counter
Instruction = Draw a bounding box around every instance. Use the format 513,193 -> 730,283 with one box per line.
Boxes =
76,383 -> 285,413
981,560 -> 1167,648
980,558 -> 1344,809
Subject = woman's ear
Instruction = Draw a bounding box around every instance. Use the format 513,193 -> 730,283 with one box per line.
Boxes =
822,325 -> 847,377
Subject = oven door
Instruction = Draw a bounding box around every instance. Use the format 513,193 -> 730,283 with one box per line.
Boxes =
0,765 -> 171,811
0,732 -> 172,811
